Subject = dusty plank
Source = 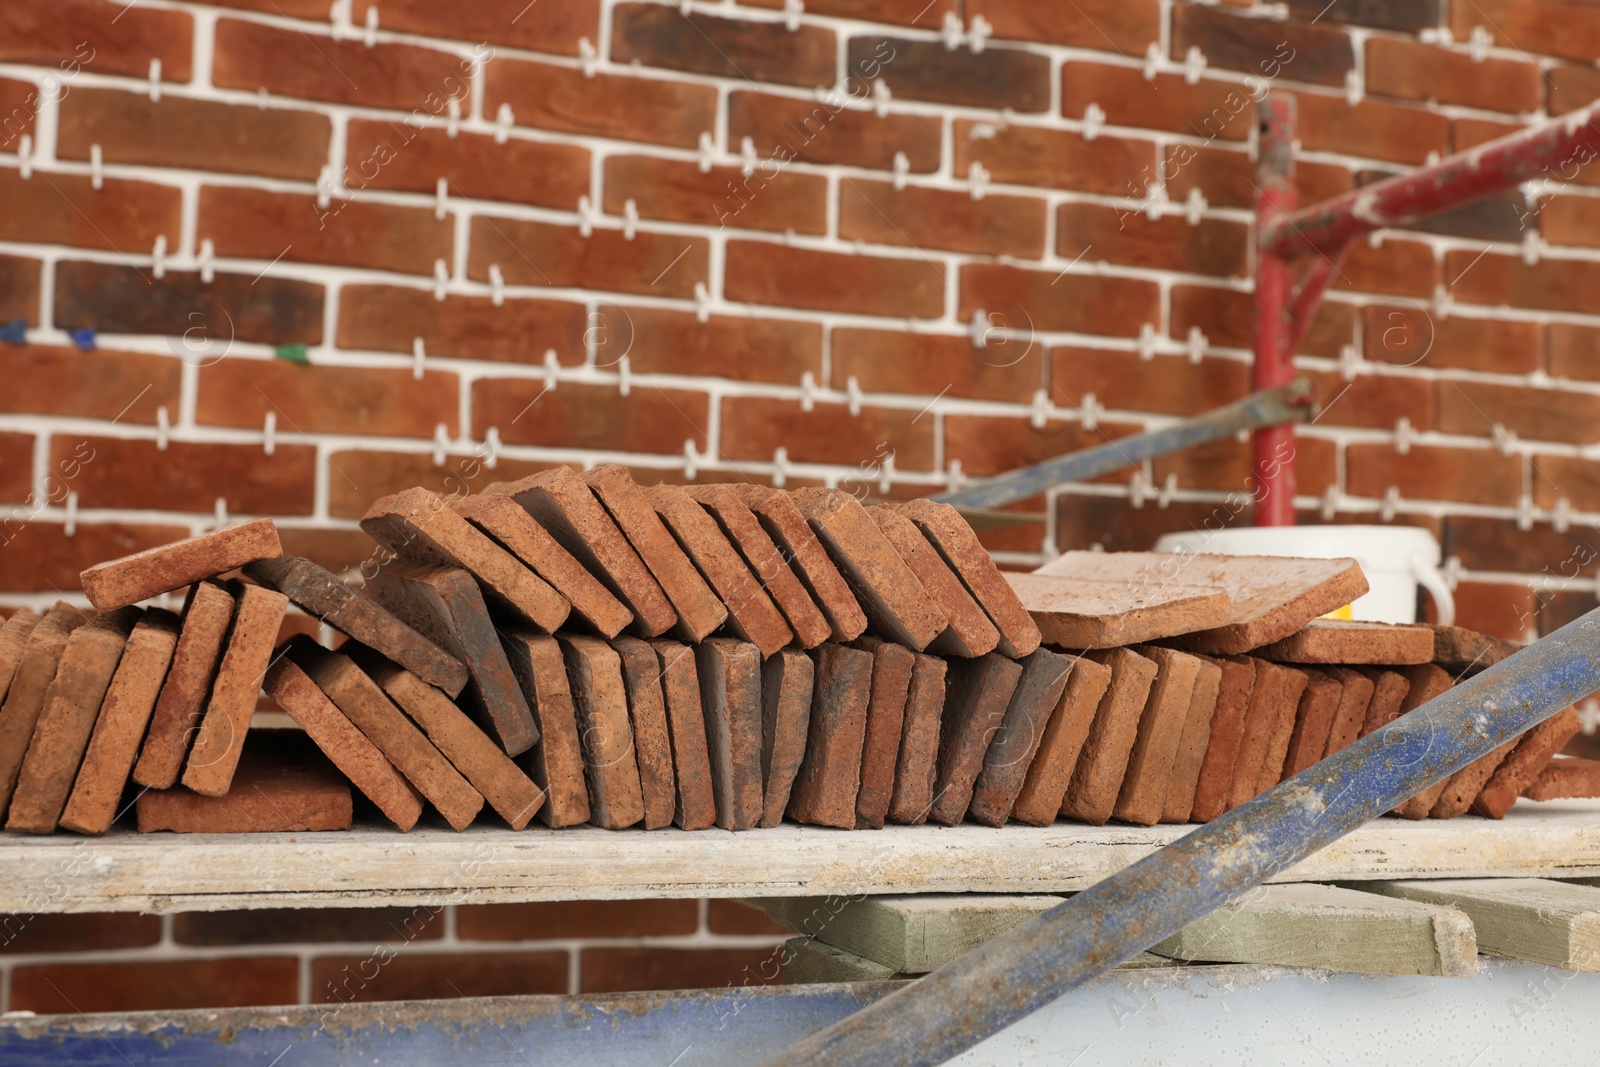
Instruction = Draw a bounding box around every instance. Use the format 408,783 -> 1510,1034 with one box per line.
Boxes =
80,518 -> 281,610
781,937 -> 902,984
1366,878 -> 1600,970
1004,572 -> 1231,650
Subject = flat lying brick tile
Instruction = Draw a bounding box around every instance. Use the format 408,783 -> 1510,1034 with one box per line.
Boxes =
181,583 -> 289,797
690,484 -> 831,649
758,648 -> 813,828
361,652 -> 546,830
932,652 -> 1025,826
0,604 -> 88,818
1062,648 -> 1158,826
1257,619 -> 1435,665
1161,656 -> 1224,825
1393,664 -> 1457,819
560,635 -> 646,830
60,610 -> 181,835
79,518 -> 282,610
263,657 -> 423,831
886,652 -> 948,826
972,647 -> 1075,826
894,499 -> 1040,657
1474,707 -> 1581,819
854,637 -> 915,829
490,468 -> 676,637
1357,668 -> 1412,735
1322,666 -> 1376,758
456,493 -> 633,639
645,483 -> 794,657
133,583 -> 233,789
696,638 -> 764,831
1037,551 -> 1369,655
733,485 -> 867,643
584,466 -> 725,641
1189,656 -> 1256,823
793,489 -> 945,652
613,636 -> 677,830
651,638 -> 716,830
501,628 -> 589,828
1225,660 -> 1306,811
7,608 -> 139,833
362,487 -> 571,633
1011,655 -> 1111,827
364,562 -> 538,757
137,732 -> 352,834
293,642 -> 484,831
870,506 -> 999,658
1525,756 -> 1600,801
789,642 -> 873,829
243,555 -> 468,697
1430,736 -> 1520,819
1003,572 -> 1232,649
0,610 -> 42,701
1281,669 -> 1344,781
1112,647 -> 1202,827
1428,623 -> 1521,675
1252,665 -> 1311,797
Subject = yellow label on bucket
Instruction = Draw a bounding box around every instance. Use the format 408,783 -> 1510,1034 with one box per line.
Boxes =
1321,604 -> 1355,621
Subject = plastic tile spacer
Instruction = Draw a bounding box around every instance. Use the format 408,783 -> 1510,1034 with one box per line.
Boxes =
68,327 -> 96,351
275,344 -> 309,364
0,318 -> 26,346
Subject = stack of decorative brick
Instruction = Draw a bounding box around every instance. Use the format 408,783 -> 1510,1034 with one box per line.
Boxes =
0,467 -> 1587,836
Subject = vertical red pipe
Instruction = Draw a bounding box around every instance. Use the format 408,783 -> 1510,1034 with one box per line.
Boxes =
1253,95 -> 1298,527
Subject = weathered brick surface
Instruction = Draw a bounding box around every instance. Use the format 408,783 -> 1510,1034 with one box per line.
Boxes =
757,648 -> 813,829
971,647 -> 1074,827
501,628 -> 589,828
137,733 -> 353,834
651,638 -> 717,831
1111,647 -> 1202,827
181,582 -> 290,798
560,635 -> 646,830
788,642 -> 873,829
612,636 -> 678,830
695,638 -> 764,831
81,519 -> 281,611
931,652 -> 1025,826
132,585 -> 233,790
688,484 -> 830,649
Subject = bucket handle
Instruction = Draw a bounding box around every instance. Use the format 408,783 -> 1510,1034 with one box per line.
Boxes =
1411,553 -> 1456,627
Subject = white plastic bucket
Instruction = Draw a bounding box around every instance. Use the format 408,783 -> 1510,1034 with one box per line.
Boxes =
1152,525 -> 1454,626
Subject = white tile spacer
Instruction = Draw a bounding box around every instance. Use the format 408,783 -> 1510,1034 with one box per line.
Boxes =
1184,186 -> 1206,225
579,37 -> 599,77
316,165 -> 335,209
59,490 -> 78,537
623,199 -> 639,240
892,151 -> 909,190
967,161 -> 989,201
17,134 -> 31,179
152,234 -> 167,280
1129,471 -> 1148,509
435,177 -> 448,220
1470,25 -> 1492,62
1157,473 -> 1178,509
199,237 -> 216,284
1340,342 -> 1361,381
946,458 -> 966,492
446,97 -> 462,138
1138,322 -> 1156,361
1040,534 -> 1059,561
148,58 -> 162,102
363,3 -> 378,46
495,103 -> 514,144
89,144 -> 103,191
577,195 -> 595,237
873,78 -> 891,117
1236,427 -> 1250,444
1380,486 -> 1400,522
967,307 -> 989,349
1433,282 -> 1452,322
433,424 -> 450,467
845,375 -> 863,416
771,445 -> 789,488
1493,423 -> 1519,456
968,14 -> 991,53
482,426 -> 501,468
783,0 -> 802,32
1344,68 -> 1362,107
1553,496 -> 1573,534
1143,41 -> 1161,81
617,354 -> 631,396
544,348 -> 561,388
156,406 -> 170,450
1031,388 -> 1049,429
1082,103 -> 1105,141
1394,415 -> 1413,455
1144,184 -> 1166,220
1425,150 -> 1440,166
1523,228 -> 1542,265
740,135 -> 758,177
263,410 -> 277,455
1442,553 -> 1463,590
698,132 -> 716,173
1184,46 -> 1207,85
876,453 -> 895,496
694,282 -> 711,323
1420,27 -> 1447,45
942,10 -> 964,50
1320,485 -> 1341,521
1367,229 -> 1383,249
412,337 -> 427,380
1186,325 -> 1207,364
1517,493 -> 1535,532
488,264 -> 505,306
1079,391 -> 1100,431
682,439 -> 699,480
800,371 -> 817,412
433,258 -> 449,300
329,0 -> 345,39
214,496 -> 229,529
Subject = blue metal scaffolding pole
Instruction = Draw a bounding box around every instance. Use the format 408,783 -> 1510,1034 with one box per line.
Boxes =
766,607 -> 1600,1066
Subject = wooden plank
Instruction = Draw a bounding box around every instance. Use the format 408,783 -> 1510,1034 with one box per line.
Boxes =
1365,878 -> 1600,971
1151,883 -> 1477,977
8,801 -> 1600,913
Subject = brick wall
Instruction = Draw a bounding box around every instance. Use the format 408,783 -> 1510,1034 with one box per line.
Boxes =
5,0 -> 1600,1006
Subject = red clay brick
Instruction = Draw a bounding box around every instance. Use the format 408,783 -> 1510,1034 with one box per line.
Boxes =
1550,64 -> 1600,116
352,0 -> 595,55
850,638 -> 912,830
870,506 -> 999,658
1347,442 -> 1520,509
198,357 -> 458,439
849,36 -> 1049,112
54,436 -> 314,518
1162,657 -> 1225,824
605,154 -> 826,235
1011,655 -> 1110,827
1473,706 -> 1581,819
54,261 -> 324,346
560,634 -> 646,829
487,57 -> 716,149
80,518 -> 281,612
181,583 -> 289,797
692,638 -> 763,831
0,605 -> 84,818
651,638 -> 716,830
895,499 -> 1040,658
969,0 -> 1157,52
58,89 -> 330,180
1364,305 -> 1537,374
1111,647 -> 1204,827
1227,661 -> 1309,808
458,900 -> 695,941
1323,667 -> 1376,758
726,240 -> 944,320
740,0 -> 951,27
1172,5 -> 1351,87
1304,369 -> 1435,432
1357,668 -> 1412,736
1450,0 -> 1600,64
688,484 -> 830,649
0,913 -> 160,955
788,642 -> 872,829
1431,735 -> 1521,819
1449,250 -> 1600,315
201,185 -> 451,277
622,307 -> 822,384
1524,756 -> 1600,801
1334,237 -> 1438,298
1282,669 -> 1345,781
729,91 -> 941,173
0,344 -> 179,424
886,652 -> 948,826
960,263 -> 1159,338
139,732 -> 353,833
501,628 -> 589,828
1,0 -> 193,81
720,396 -> 936,473
836,328 -> 1042,405
927,652 -> 1022,825
478,380 -> 709,458
131,585 -> 232,790
0,254 -> 40,325
971,647 -> 1075,827
841,180 -> 1047,258
1171,283 -> 1354,357
708,899 -> 790,935
734,485 -> 868,645
1058,202 -> 1249,278
613,4 -> 836,88
580,946 -> 783,993
1061,62 -> 1252,142
468,216 -> 709,299
0,168 -> 179,255
1291,90 -> 1449,166
337,284 -> 583,366
0,523 -> 189,595
610,636 -> 676,830
1258,620 -> 1435,666
176,906 -> 442,946
758,647 -> 814,828
1051,348 -> 1249,418
0,610 -> 40,715
13,957 -> 298,1014
1366,37 -> 1538,113
347,119 -> 589,211
314,950 -> 567,1003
